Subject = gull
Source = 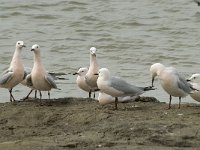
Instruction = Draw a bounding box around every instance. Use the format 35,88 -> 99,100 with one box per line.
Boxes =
21,67 -> 66,100
85,47 -> 99,98
30,44 -> 60,101
73,67 -> 99,98
98,91 -> 137,106
150,63 -> 195,109
96,68 -> 154,110
73,67 -> 92,97
194,0 -> 200,6
187,74 -> 200,102
0,41 -> 25,102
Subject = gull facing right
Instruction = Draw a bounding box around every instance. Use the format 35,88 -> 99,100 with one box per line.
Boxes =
0,41 -> 25,102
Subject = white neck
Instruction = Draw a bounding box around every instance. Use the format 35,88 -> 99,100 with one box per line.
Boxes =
89,54 -> 98,72
10,47 -> 22,67
33,53 -> 45,71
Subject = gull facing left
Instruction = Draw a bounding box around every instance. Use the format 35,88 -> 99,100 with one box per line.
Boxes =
96,68 -> 154,110
187,73 -> 200,102
30,44 -> 59,100
0,41 -> 25,102
21,67 -> 66,100
150,63 -> 195,109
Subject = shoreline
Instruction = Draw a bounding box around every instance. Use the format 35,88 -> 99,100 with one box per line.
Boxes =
0,97 -> 199,149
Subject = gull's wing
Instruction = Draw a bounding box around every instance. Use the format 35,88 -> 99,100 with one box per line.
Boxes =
176,72 -> 194,93
24,67 -> 32,80
0,69 -> 13,85
45,73 -> 58,89
110,76 -> 144,95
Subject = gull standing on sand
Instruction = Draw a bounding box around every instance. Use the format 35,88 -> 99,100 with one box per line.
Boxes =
73,67 -> 91,97
0,41 -> 25,102
98,91 -> 137,106
187,74 -> 200,102
150,63 -> 195,109
30,44 -> 60,100
96,68 -> 154,110
85,47 -> 99,98
21,67 -> 66,100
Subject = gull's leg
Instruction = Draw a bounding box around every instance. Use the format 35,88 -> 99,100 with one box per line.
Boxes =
9,89 -> 12,102
178,97 -> 181,109
47,91 -> 52,106
48,91 -> 50,99
9,88 -> 15,102
35,90 -> 37,99
89,90 -> 91,98
23,89 -> 34,100
168,95 -> 172,109
93,92 -> 95,99
114,97 -> 118,110
39,90 -> 42,104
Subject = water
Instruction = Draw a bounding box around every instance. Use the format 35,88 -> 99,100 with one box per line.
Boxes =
0,0 -> 200,103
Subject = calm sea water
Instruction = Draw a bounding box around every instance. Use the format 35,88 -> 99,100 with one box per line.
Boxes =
0,0 -> 200,103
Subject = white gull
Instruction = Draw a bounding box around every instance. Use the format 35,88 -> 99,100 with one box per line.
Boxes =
98,91 -> 137,106
0,41 -> 25,101
150,63 -> 195,109
96,68 -> 154,110
30,44 -> 60,100
187,73 -> 200,102
85,47 -> 99,98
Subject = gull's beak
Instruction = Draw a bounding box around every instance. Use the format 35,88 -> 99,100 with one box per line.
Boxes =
73,72 -> 78,75
186,79 -> 191,82
151,76 -> 155,87
22,45 -> 26,47
94,73 -> 98,76
31,49 -> 35,51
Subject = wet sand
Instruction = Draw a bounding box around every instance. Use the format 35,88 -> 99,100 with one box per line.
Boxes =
0,97 -> 199,150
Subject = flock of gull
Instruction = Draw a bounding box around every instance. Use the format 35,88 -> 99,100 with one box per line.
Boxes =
0,41 -> 200,110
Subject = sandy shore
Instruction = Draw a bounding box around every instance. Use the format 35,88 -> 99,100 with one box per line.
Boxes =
0,97 -> 199,150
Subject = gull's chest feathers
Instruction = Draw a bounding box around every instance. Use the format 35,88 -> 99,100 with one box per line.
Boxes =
31,65 -> 51,91
77,76 -> 90,92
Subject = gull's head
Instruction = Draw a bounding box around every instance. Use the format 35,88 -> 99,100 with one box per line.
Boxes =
187,74 -> 200,83
150,63 -> 165,87
90,47 -> 97,56
16,41 -> 26,49
98,68 -> 111,80
31,44 -> 40,54
73,67 -> 88,76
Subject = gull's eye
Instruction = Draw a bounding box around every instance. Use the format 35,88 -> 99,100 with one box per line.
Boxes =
194,77 -> 196,79
18,43 -> 20,45
36,46 -> 38,48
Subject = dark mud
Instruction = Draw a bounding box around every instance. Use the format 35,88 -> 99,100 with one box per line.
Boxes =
0,97 -> 199,150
